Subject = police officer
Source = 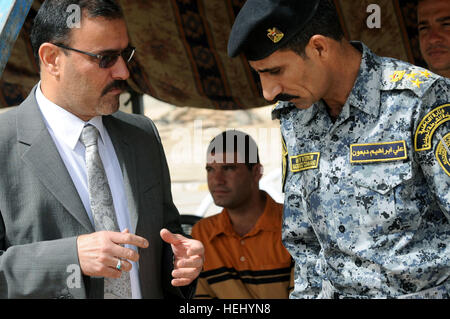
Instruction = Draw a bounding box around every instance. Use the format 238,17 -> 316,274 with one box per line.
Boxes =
228,0 -> 450,299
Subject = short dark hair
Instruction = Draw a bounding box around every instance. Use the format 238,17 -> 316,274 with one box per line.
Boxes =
280,0 -> 344,56
207,130 -> 260,170
30,0 -> 124,68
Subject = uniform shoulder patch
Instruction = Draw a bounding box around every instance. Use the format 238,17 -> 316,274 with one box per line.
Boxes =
435,132 -> 450,177
415,103 -> 450,151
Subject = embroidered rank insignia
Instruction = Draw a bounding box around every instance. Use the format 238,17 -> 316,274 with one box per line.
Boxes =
267,27 -> 284,43
350,141 -> 407,164
405,72 -> 419,80
290,152 -> 320,172
420,70 -> 431,78
410,78 -> 424,88
389,69 -> 432,87
436,132 -> 450,177
415,104 -> 450,151
281,135 -> 288,192
390,70 -> 406,82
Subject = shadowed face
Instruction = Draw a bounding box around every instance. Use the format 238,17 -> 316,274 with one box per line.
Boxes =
249,48 -> 330,109
206,152 -> 260,209
418,0 -> 450,77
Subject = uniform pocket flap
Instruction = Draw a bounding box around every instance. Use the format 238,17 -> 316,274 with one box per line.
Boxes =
352,161 -> 412,195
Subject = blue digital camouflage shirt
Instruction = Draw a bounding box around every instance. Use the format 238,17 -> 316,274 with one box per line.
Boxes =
272,42 -> 450,299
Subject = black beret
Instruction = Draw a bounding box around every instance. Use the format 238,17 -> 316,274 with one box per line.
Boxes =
228,0 -> 320,61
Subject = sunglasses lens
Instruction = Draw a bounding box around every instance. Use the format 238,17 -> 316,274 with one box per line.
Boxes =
122,47 -> 135,63
99,47 -> 135,68
100,55 -> 119,68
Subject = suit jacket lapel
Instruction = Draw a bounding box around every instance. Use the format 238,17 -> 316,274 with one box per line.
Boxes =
103,116 -> 139,233
17,86 -> 94,232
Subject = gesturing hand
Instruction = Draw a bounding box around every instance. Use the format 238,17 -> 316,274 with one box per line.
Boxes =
160,228 -> 205,286
77,229 -> 149,278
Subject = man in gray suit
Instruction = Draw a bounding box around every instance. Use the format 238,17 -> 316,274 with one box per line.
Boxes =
0,0 -> 204,298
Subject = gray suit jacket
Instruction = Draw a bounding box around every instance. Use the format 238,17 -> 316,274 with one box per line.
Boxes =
0,86 -> 194,298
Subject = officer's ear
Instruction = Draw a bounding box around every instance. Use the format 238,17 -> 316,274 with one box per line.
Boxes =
306,35 -> 329,60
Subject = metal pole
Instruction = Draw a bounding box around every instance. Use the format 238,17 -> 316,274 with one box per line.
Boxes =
0,0 -> 33,77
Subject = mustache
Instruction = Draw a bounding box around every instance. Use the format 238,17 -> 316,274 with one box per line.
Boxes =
269,93 -> 300,104
101,80 -> 127,96
426,44 -> 449,53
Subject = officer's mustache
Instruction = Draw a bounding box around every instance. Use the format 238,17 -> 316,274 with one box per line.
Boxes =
101,80 -> 127,97
271,93 -> 300,103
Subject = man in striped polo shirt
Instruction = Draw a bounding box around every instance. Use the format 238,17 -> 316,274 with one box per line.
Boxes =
191,130 -> 294,298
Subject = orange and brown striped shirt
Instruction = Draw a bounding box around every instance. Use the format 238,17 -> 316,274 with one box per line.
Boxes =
191,193 -> 294,299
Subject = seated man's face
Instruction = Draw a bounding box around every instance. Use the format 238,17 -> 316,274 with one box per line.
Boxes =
417,0 -> 450,76
205,152 -> 259,209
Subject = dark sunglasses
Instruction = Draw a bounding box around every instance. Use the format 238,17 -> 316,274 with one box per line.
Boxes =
53,43 -> 136,68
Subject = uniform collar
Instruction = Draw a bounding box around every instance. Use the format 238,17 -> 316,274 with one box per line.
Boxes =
272,101 -> 320,125
208,192 -> 281,241
346,41 -> 382,118
271,41 -> 382,124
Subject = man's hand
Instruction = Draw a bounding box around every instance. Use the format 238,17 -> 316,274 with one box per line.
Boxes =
77,229 -> 149,278
160,228 -> 204,286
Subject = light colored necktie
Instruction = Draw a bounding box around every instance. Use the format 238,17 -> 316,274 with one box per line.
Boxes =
80,124 -> 132,299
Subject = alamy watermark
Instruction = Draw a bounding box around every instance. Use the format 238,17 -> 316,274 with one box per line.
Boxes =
66,264 -> 82,289
366,4 -> 381,29
66,4 -> 81,28
167,120 -> 281,165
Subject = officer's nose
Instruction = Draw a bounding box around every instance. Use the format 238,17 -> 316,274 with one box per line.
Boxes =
260,75 -> 282,103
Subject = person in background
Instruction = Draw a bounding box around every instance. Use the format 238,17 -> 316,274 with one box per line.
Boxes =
191,130 -> 294,299
417,0 -> 450,77
0,0 -> 203,299
227,0 -> 449,298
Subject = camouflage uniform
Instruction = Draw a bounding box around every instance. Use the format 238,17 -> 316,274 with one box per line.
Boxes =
272,42 -> 450,299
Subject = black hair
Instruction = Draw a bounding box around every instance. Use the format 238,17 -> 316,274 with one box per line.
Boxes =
280,0 -> 344,56
207,130 -> 260,170
30,0 -> 124,68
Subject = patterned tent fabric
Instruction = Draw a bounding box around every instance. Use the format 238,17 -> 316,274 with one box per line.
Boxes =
0,0 -> 425,110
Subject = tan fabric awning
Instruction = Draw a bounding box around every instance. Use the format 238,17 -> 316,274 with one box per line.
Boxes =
0,0 -> 425,110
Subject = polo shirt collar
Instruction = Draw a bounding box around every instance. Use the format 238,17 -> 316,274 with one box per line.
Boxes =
208,192 -> 280,241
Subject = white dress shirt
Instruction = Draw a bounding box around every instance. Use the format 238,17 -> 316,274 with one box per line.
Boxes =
35,83 -> 142,298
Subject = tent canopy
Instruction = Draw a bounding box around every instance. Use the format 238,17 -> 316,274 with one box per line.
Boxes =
0,0 -> 425,110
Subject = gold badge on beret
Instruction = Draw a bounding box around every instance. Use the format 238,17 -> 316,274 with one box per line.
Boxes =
267,27 -> 284,43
